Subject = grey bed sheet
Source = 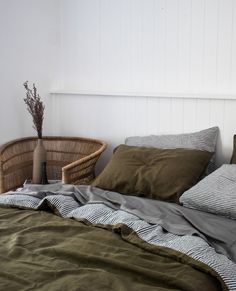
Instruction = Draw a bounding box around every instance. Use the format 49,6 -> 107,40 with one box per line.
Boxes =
8,183 -> 236,263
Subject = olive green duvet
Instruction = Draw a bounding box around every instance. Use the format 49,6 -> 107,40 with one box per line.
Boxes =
0,206 -> 225,291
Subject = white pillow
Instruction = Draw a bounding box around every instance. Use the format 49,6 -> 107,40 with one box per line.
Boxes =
180,164 -> 236,219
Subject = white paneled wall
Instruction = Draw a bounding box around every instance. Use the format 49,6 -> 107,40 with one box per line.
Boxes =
52,0 -> 236,171
51,94 -> 236,172
59,0 -> 236,95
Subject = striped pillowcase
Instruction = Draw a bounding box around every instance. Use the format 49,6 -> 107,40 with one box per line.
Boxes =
125,127 -> 219,175
180,164 -> 236,219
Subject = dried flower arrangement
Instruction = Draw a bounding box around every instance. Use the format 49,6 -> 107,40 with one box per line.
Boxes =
23,81 -> 45,139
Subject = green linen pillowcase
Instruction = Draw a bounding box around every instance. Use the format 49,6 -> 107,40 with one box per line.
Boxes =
92,145 -> 212,203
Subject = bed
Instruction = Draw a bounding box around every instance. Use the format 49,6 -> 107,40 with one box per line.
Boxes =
0,127 -> 235,291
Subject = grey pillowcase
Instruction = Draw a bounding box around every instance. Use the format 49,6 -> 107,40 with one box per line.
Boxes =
125,126 -> 219,175
180,164 -> 236,219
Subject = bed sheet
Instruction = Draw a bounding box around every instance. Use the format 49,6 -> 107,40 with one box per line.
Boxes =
0,184 -> 235,290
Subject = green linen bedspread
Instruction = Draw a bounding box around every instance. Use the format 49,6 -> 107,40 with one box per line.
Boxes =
0,206 -> 225,291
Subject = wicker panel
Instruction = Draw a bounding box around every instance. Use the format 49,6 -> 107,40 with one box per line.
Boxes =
0,136 -> 106,193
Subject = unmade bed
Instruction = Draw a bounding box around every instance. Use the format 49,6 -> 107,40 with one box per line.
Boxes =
0,182 -> 235,291
0,127 -> 236,290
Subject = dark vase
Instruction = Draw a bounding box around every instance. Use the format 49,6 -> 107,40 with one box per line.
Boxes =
32,139 -> 47,184
41,162 -> 49,184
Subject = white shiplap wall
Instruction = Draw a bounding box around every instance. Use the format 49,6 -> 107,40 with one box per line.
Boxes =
52,0 -> 236,170
51,93 -> 236,171
59,0 -> 236,95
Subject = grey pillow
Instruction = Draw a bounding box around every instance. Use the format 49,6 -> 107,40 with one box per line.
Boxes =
179,164 -> 236,219
125,127 -> 219,175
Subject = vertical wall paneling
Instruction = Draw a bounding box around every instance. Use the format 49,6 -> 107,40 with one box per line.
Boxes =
202,0 -> 219,91
100,0 -> 122,91
51,93 -> 60,135
190,0 -> 205,90
209,99 -> 226,165
231,0 -> 236,91
146,97 -> 161,135
182,99 -> 197,133
123,96 -> 136,138
158,98 -> 172,133
59,0 -> 236,95
52,0 -> 236,168
133,97 -> 148,135
140,0 -> 155,91
52,93 -> 236,168
195,99 -> 211,129
61,0 -> 101,90
153,0 -> 167,91
119,0 -> 132,92
166,0 -> 179,90
177,0 -> 191,91
170,98 -> 184,134
217,0 -> 233,92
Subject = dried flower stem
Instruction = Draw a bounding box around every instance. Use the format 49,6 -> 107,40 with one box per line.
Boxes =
23,81 -> 45,139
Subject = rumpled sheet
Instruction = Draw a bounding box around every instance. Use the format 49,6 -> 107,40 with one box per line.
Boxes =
0,183 -> 236,290
9,183 -> 236,261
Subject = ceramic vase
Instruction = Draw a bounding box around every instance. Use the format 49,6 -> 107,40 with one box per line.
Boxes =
32,139 -> 47,184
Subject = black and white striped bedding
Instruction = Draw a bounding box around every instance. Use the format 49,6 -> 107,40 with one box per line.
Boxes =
180,164 -> 236,219
0,184 -> 235,290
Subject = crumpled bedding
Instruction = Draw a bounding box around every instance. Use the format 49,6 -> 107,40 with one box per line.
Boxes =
0,183 -> 235,290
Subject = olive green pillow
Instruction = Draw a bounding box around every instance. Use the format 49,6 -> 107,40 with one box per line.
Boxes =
92,145 -> 212,203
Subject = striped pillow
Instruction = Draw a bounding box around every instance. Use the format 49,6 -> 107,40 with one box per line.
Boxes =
180,164 -> 236,219
125,127 -> 219,175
